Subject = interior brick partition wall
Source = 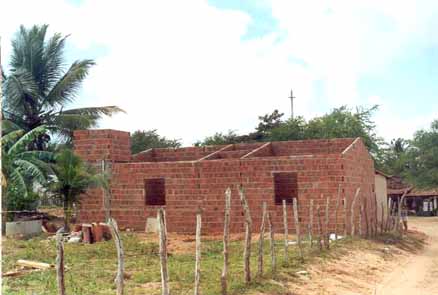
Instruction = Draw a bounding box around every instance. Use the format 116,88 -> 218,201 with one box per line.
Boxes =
74,129 -> 375,234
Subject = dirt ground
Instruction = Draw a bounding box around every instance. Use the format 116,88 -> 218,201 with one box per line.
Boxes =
375,217 -> 438,295
288,217 -> 437,295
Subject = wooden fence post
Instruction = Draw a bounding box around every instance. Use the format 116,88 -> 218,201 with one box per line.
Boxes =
334,184 -> 341,240
157,209 -> 169,295
316,205 -> 323,251
267,212 -> 276,274
359,201 -> 363,237
343,198 -> 348,237
308,199 -> 314,247
350,188 -> 361,236
282,199 -> 288,263
108,218 -> 124,295
239,186 -> 252,284
292,198 -> 304,261
324,197 -> 330,250
257,202 -> 267,277
56,231 -> 65,295
221,188 -> 231,295
380,201 -> 385,234
397,191 -> 408,237
374,194 -> 379,236
364,198 -> 370,238
194,208 -> 202,295
385,199 -> 392,232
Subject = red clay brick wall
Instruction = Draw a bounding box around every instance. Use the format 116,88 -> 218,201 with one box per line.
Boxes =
74,130 -> 375,235
342,138 -> 376,234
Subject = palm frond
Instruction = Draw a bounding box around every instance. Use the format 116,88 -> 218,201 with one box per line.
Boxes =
2,129 -> 25,147
4,69 -> 40,110
19,150 -> 54,162
2,120 -> 22,135
41,33 -> 68,93
9,169 -> 28,198
45,59 -> 95,106
62,106 -> 125,118
14,159 -> 46,183
8,125 -> 48,155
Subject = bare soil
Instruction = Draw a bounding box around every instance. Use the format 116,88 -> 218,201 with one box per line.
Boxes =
288,217 -> 437,295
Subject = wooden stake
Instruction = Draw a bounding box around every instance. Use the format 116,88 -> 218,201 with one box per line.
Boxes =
194,209 -> 202,295
380,201 -> 385,234
108,218 -> 124,295
324,197 -> 330,249
316,205 -> 323,251
56,232 -> 65,295
257,202 -> 267,277
157,209 -> 169,295
359,201 -> 363,237
350,188 -> 361,236
334,184 -> 341,240
364,198 -> 369,238
239,186 -> 252,284
267,212 -> 276,274
293,198 -> 304,261
221,188 -> 231,295
308,199 -> 314,247
282,199 -> 289,263
343,197 -> 348,237
397,190 -> 408,236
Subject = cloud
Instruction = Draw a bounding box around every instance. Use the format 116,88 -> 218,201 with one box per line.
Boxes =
1,0 -> 437,145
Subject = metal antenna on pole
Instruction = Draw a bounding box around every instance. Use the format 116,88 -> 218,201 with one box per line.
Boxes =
289,89 -> 295,119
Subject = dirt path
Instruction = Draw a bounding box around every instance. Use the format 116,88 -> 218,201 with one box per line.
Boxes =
375,217 -> 438,295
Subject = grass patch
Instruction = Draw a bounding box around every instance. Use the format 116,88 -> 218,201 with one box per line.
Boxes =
2,232 -> 411,295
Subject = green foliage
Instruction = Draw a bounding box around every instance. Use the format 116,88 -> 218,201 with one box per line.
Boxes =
1,124 -> 54,214
403,120 -> 438,188
2,24 -> 123,147
196,106 -> 384,160
130,129 -> 181,154
50,149 -> 101,228
50,149 -> 98,205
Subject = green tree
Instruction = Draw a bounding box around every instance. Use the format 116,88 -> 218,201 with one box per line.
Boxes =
2,24 -> 123,148
403,120 -> 438,188
131,129 -> 181,154
1,124 -> 54,224
50,149 -> 100,230
379,138 -> 409,175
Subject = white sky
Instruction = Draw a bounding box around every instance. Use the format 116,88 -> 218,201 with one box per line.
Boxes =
1,0 -> 438,145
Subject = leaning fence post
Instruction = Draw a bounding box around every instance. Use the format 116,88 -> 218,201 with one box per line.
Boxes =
239,186 -> 252,284
257,202 -> 267,277
359,201 -> 363,237
194,208 -> 202,295
397,191 -> 408,237
282,199 -> 289,263
324,197 -> 330,250
316,204 -> 323,251
364,198 -> 370,238
221,188 -> 231,295
157,209 -> 169,295
334,184 -> 341,240
108,218 -> 124,295
293,198 -> 304,261
267,212 -> 276,274
56,231 -> 65,295
380,201 -> 385,234
308,199 -> 314,247
350,188 -> 361,236
343,198 -> 348,237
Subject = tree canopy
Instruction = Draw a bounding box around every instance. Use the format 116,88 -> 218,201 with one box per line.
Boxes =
2,24 -> 123,148
130,129 -> 181,154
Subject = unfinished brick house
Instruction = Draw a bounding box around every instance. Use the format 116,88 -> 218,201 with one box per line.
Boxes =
74,129 -> 376,234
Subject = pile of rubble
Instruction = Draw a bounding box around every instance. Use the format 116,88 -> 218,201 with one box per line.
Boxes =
43,222 -> 112,244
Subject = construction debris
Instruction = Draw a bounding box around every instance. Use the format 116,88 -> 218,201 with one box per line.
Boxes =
17,259 -> 54,270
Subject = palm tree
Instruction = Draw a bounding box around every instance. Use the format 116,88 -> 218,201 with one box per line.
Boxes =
1,124 -> 54,232
3,24 -> 123,148
50,149 -> 100,230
